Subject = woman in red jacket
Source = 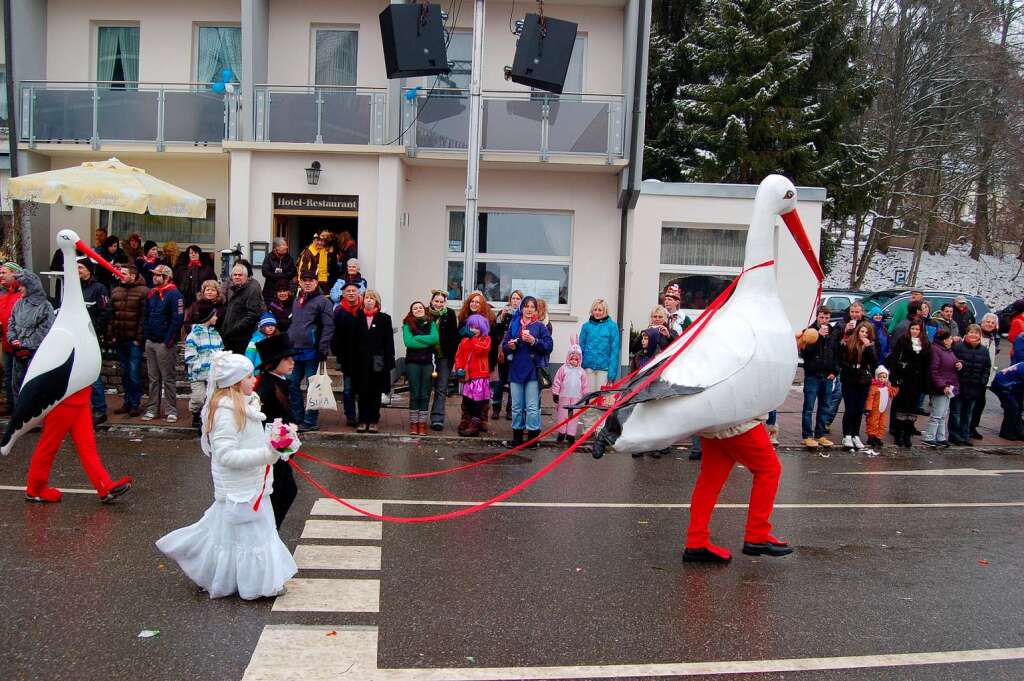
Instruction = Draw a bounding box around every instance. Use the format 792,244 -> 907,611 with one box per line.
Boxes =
453,313 -> 491,437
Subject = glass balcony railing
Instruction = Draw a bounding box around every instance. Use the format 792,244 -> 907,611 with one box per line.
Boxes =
254,85 -> 387,145
19,81 -> 240,149
402,89 -> 625,160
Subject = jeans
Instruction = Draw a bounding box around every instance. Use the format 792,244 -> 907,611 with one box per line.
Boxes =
841,381 -> 870,438
342,375 -> 357,422
490,362 -> 510,410
3,352 -> 14,407
510,380 -> 541,431
924,394 -> 951,442
949,395 -> 976,442
801,374 -> 833,439
970,391 -> 986,433
145,341 -> 178,417
405,361 -> 433,412
430,360 -> 453,426
91,374 -> 107,415
288,358 -> 321,428
116,341 -> 143,409
825,375 -> 843,425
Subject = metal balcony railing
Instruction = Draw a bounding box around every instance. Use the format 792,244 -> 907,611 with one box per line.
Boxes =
19,81 -> 240,150
253,85 -> 387,145
401,88 -> 625,161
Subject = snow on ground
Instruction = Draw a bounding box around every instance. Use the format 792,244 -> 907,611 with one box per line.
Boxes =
824,243 -> 1024,310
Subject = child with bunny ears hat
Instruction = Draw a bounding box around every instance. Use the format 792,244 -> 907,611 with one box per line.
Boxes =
552,337 -> 588,444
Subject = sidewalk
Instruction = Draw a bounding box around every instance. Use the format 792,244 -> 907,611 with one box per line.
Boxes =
94,384 -> 1024,452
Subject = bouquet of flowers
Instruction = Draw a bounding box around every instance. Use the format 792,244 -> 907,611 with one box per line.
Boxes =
267,418 -> 301,460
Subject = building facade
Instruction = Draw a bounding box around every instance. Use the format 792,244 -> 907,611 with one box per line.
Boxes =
7,0 -> 823,365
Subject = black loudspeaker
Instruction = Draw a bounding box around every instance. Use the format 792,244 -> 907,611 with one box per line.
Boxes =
509,14 -> 579,94
379,4 -> 451,79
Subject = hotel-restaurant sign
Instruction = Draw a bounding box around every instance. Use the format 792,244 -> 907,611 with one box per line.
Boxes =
274,193 -> 358,211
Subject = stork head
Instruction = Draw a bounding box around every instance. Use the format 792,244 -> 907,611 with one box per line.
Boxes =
757,175 -> 824,283
58,228 -> 128,282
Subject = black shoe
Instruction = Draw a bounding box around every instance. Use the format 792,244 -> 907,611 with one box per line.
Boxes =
912,427 -> 923,435
940,440 -> 951,448
491,405 -> 501,420
430,423 -> 443,432
298,423 -> 319,433
504,429 -> 525,449
191,412 -> 202,429
631,452 -> 644,458
682,547 -> 731,563
646,449 -> 663,458
960,439 -> 974,447
742,542 -> 794,557
346,418 -> 359,428
689,451 -> 702,460
99,480 -> 132,503
92,413 -> 108,427
970,430 -> 983,440
526,430 -> 541,450
565,435 -> 576,445
948,437 -> 964,446
556,433 -> 566,444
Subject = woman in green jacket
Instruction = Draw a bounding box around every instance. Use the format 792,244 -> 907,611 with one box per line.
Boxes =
403,301 -> 439,435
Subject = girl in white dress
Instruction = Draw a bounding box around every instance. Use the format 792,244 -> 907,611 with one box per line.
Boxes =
156,352 -> 298,600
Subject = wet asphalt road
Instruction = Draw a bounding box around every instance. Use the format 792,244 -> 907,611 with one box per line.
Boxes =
0,428 -> 1023,681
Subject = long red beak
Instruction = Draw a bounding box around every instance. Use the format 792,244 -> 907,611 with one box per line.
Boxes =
781,209 -> 824,283
75,240 -> 128,282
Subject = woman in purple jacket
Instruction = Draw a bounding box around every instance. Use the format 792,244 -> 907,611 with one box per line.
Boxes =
923,329 -> 961,447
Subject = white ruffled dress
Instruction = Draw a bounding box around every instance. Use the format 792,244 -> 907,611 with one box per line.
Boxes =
156,395 -> 297,599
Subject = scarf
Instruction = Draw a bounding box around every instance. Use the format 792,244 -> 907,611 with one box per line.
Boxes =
340,296 -> 362,315
911,337 -> 922,353
872,379 -> 891,413
147,282 -> 177,299
364,308 -> 376,328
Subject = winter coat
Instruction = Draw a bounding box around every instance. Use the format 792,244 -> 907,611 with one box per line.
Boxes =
431,307 -> 460,368
296,242 -> 333,284
929,343 -> 960,396
502,319 -> 554,384
287,290 -> 335,359
144,284 -> 185,346
932,317 -> 959,339
346,311 -> 396,393
870,318 -> 890,361
268,298 -> 293,333
8,272 -> 55,351
173,254 -> 217,308
329,273 -> 369,302
453,335 -> 490,381
260,252 -> 297,301
800,322 -> 842,377
953,340 -> 992,400
135,256 -> 165,288
864,381 -> 899,438
79,276 -> 112,338
0,282 -> 23,353
244,329 -> 270,374
95,247 -> 128,291
184,324 -> 224,382
630,325 -> 675,355
889,337 -> 931,414
220,279 -> 266,354
256,371 -> 294,425
991,363 -> 1024,399
109,274 -> 148,345
952,306 -> 975,335
403,318 -> 438,365
839,344 -> 878,388
578,316 -> 620,380
331,300 -> 362,375
207,394 -> 278,503
1012,335 -> 1024,365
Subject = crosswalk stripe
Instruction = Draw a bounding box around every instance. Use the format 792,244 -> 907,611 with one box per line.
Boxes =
272,578 -> 379,613
301,518 -> 383,540
293,545 -> 381,571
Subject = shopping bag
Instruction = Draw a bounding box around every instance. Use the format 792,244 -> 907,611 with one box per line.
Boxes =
305,362 -> 338,412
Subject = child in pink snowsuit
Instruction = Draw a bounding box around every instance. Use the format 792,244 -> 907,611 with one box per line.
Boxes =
552,340 -> 587,444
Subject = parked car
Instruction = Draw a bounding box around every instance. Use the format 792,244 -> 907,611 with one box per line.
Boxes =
995,299 -> 1024,335
821,289 -> 867,324
860,288 -> 991,328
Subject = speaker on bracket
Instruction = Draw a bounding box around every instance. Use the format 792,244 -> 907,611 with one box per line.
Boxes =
508,14 -> 579,94
379,3 -> 452,79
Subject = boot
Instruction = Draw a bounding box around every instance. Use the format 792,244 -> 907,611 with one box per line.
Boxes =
491,404 -> 501,420
409,413 -> 418,435
479,406 -> 489,433
419,411 -> 430,435
25,485 -> 63,503
526,429 -> 541,450
464,417 -> 482,437
506,428 -> 524,448
556,433 -> 566,444
505,404 -> 512,420
192,412 -> 202,429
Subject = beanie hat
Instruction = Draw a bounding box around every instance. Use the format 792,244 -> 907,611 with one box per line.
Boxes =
875,365 -> 889,377
143,240 -> 158,255
663,283 -> 682,301
2,261 -> 24,273
193,300 -> 217,324
259,312 -> 277,329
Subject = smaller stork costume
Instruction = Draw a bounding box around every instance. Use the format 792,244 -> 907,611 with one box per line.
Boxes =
0,230 -> 132,503
590,176 -> 824,564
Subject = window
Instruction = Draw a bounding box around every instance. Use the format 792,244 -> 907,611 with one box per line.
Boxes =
313,28 -> 358,86
100,201 -> 216,249
196,26 -> 241,86
447,210 -> 572,306
437,30 -> 471,90
97,26 -> 139,86
659,223 -> 747,311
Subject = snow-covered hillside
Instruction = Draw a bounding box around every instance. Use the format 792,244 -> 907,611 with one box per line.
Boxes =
824,243 -> 1023,310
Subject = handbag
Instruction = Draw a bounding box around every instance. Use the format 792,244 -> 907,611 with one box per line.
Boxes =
538,366 -> 552,390
305,361 -> 338,412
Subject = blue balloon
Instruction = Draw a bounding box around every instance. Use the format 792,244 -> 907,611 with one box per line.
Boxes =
212,81 -> 226,93
404,86 -> 421,102
221,68 -> 234,82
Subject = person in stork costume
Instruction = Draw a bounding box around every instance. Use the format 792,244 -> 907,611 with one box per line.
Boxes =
589,176 -> 825,564
0,230 -> 133,503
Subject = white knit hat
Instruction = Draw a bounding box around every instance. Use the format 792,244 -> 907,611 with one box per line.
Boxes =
199,352 -> 256,457
875,365 -> 889,377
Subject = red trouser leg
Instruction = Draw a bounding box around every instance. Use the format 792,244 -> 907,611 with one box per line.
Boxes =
66,397 -> 114,495
25,405 -> 76,493
728,425 -> 782,544
685,436 -> 735,548
26,389 -> 114,496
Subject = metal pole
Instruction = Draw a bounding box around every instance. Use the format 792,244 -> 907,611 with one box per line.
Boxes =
3,0 -> 30,267
464,0 -> 486,278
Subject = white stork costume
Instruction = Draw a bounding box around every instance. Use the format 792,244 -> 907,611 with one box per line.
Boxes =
0,229 -> 132,503
590,176 -> 824,563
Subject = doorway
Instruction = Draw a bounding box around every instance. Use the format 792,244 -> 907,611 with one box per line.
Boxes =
271,192 -> 360,270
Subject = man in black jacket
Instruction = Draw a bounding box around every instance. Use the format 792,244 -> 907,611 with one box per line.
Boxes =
288,273 -> 335,432
220,261 -> 265,355
76,260 -> 112,425
799,306 -> 841,448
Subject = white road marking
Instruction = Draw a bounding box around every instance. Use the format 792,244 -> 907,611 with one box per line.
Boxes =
301,519 -> 383,540
243,626 -> 1024,680
271,578 -> 379,613
293,545 -> 381,571
310,498 -> 384,516
313,497 -> 1024,511
0,484 -> 94,494
836,468 -> 1024,477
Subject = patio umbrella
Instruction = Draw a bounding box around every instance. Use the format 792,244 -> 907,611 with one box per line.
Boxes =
7,157 -> 207,219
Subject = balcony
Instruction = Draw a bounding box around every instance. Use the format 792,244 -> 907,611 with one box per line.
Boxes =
19,81 -> 240,150
402,89 -> 625,162
254,85 -> 388,145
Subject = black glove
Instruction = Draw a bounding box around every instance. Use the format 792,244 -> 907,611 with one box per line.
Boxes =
552,394 -> 559,404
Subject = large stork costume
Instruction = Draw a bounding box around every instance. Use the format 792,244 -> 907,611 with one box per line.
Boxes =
591,176 -> 824,563
1,230 -> 132,503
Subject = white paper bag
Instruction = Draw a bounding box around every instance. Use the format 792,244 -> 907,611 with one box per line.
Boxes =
305,361 -> 338,412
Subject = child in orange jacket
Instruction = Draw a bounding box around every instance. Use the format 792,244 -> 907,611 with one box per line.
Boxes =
865,365 -> 899,449
453,313 -> 492,437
